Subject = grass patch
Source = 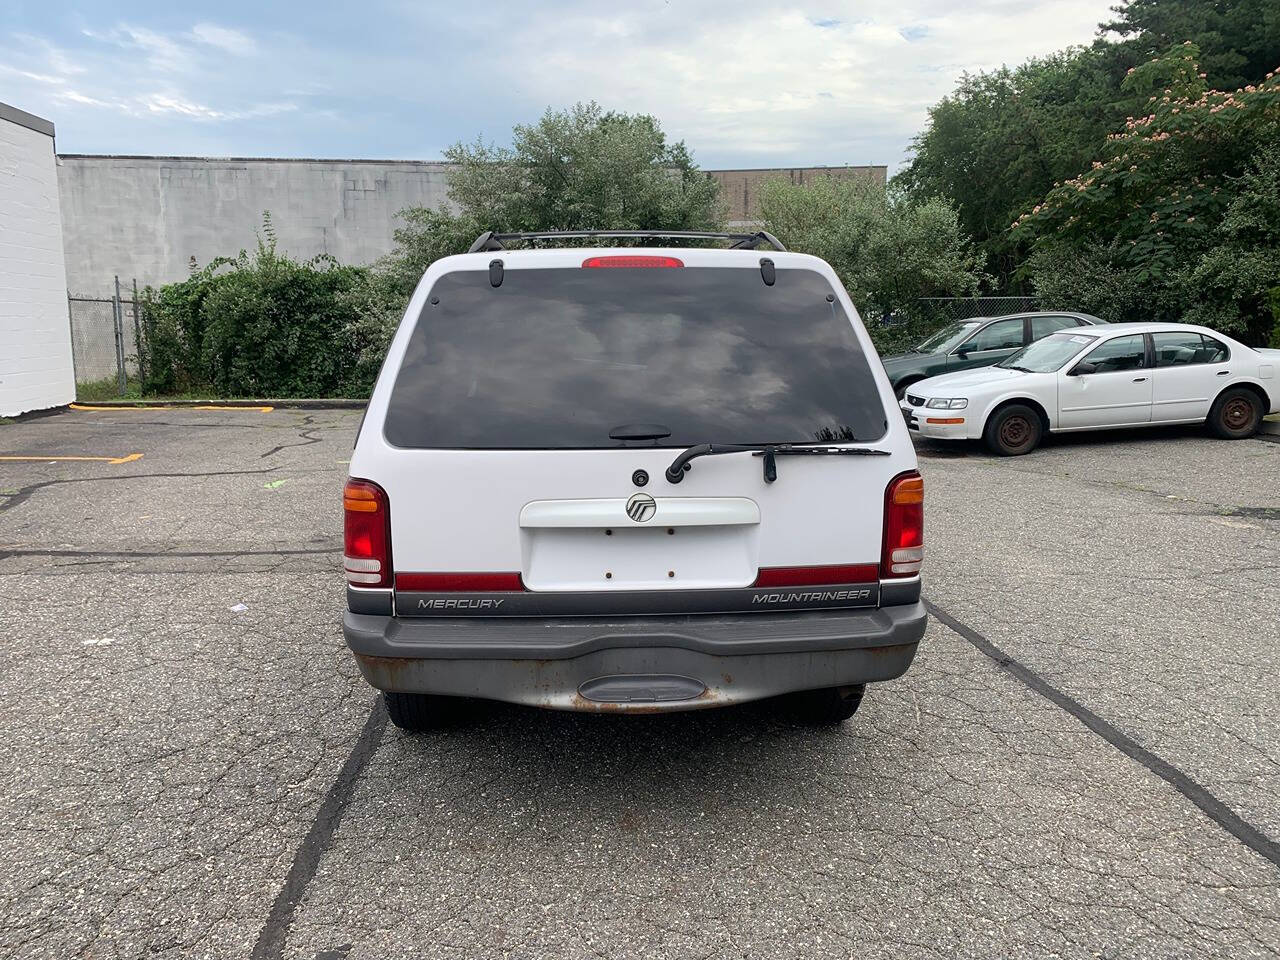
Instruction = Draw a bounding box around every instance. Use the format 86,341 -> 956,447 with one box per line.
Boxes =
76,376 -> 141,402
75,378 -> 223,403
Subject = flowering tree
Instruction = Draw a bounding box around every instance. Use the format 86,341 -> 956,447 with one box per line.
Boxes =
1013,43 -> 1278,279
1011,43 -> 1280,339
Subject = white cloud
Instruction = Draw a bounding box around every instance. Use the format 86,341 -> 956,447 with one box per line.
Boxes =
84,25 -> 189,73
190,23 -> 256,56
4,1 -> 1116,166
141,94 -> 227,119
462,0 -> 1113,168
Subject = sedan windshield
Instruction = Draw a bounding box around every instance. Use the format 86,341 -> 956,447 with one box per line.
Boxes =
913,320 -> 982,354
998,332 -> 1098,372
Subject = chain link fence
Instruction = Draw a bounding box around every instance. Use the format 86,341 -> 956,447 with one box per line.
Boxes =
866,296 -> 1042,355
67,278 -> 143,397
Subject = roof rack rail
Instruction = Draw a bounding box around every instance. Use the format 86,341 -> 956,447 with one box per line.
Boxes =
466,230 -> 787,254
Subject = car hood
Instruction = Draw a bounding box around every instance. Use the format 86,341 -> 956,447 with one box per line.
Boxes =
912,366 -> 1029,394
880,352 -> 929,371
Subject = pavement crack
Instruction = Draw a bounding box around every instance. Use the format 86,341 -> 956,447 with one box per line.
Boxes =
249,698 -> 388,960
924,597 -> 1280,873
261,416 -> 325,459
0,467 -> 282,514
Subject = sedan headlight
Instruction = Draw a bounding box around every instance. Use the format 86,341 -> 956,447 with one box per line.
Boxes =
925,397 -> 968,409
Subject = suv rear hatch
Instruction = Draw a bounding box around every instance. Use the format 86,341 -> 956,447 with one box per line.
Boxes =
357,254 -> 916,615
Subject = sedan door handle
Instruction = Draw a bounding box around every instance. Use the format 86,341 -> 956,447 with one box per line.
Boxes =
1217,370 -> 1230,376
1132,377 -> 1148,382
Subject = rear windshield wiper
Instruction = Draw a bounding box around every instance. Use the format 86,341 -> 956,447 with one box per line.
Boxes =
665,442 -> 890,485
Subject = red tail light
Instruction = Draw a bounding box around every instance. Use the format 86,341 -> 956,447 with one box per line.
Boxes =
754,564 -> 879,587
396,572 -> 525,592
582,255 -> 683,269
882,472 -> 923,578
344,479 -> 391,588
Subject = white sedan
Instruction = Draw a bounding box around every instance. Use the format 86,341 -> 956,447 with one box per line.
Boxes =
900,322 -> 1280,455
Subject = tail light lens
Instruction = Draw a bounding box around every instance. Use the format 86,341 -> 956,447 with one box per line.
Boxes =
582,255 -> 683,268
396,572 -> 524,591
882,472 -> 923,578
754,564 -> 879,587
344,479 -> 391,588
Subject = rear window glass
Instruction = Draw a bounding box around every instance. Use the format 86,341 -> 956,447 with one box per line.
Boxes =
383,266 -> 888,449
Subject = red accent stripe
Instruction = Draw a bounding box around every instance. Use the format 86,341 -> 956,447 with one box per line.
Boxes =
396,572 -> 526,592
752,564 -> 879,588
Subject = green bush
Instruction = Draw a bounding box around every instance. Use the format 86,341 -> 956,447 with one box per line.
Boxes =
139,218 -> 369,397
758,175 -> 987,352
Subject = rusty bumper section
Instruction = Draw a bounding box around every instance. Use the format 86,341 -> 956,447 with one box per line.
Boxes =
343,602 -> 926,713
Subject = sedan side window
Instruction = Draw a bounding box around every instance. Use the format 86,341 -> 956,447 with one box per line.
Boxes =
959,317 -> 1024,353
1152,331 -> 1204,366
1031,315 -> 1082,339
1151,331 -> 1231,366
1081,334 -> 1147,373
1198,334 -> 1229,363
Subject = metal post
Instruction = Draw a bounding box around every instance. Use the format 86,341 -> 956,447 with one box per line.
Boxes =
113,275 -> 126,396
131,278 -> 143,383
66,292 -> 79,392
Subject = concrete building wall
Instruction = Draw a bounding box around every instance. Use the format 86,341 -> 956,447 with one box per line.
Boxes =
57,155 -> 453,295
709,165 -> 887,225
55,156 -> 887,294
0,102 -> 74,416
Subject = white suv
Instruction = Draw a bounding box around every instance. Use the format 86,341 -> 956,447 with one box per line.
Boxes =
342,231 -> 927,729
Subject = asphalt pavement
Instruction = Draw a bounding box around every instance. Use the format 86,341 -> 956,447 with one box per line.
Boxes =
1,407 -> 1277,959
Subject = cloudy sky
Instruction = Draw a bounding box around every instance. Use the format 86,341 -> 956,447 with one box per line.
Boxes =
3,0 -> 1116,171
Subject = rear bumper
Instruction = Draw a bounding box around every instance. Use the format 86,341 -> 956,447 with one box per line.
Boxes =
343,601 -> 926,713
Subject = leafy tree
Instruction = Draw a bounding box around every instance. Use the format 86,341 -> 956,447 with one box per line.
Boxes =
445,103 -> 723,234
1183,142 -> 1280,341
759,175 -> 986,347
897,43 -> 1142,284
341,103 -> 725,379
1014,44 -> 1280,341
1101,0 -> 1280,90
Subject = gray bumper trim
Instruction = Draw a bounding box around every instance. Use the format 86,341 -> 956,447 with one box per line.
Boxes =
345,604 -> 925,711
344,602 -> 927,661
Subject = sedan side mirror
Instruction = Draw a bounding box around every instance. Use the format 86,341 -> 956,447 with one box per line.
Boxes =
1070,361 -> 1097,376
954,345 -> 972,358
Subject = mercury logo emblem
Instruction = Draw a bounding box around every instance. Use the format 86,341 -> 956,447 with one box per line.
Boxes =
625,493 -> 657,522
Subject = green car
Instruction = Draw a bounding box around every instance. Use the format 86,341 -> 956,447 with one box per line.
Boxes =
879,311 -> 1101,398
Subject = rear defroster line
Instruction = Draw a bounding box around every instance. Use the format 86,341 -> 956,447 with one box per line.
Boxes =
924,598 -> 1280,870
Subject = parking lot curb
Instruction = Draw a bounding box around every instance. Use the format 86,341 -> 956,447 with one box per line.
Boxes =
69,398 -> 368,410
1262,416 -> 1280,436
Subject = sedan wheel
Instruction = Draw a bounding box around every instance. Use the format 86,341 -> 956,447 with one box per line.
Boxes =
1208,388 -> 1261,439
984,404 -> 1042,456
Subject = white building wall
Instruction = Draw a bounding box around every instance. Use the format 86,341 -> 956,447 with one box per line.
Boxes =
54,157 -> 889,294
0,103 -> 74,417
57,156 -> 454,295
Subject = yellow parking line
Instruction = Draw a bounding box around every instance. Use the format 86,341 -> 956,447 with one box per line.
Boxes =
0,453 -> 144,464
192,405 -> 274,412
70,403 -> 274,413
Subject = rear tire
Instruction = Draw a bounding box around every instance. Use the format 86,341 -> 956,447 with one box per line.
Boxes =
1207,387 -> 1261,439
384,691 -> 450,731
984,404 -> 1042,456
790,684 -> 866,724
